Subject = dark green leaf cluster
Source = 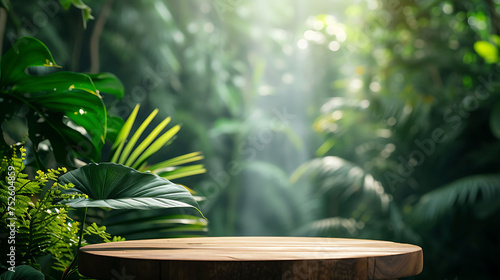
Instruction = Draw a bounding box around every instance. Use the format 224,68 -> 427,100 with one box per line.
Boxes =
0,265 -> 44,280
0,37 -> 124,168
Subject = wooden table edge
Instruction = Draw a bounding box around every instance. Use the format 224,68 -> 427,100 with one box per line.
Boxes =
78,237 -> 423,280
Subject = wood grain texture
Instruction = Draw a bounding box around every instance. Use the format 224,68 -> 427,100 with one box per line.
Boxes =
78,236 -> 423,280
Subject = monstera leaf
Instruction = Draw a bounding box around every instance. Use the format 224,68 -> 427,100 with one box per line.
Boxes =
0,37 -> 123,166
0,265 -> 44,280
58,163 -> 203,217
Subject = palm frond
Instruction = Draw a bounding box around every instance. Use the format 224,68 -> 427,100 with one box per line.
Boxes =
116,108 -> 159,165
414,174 -> 500,222
291,156 -> 391,210
130,124 -> 180,169
293,217 -> 362,237
104,209 -> 208,239
109,104 -> 205,180
145,152 -> 204,172
110,104 -> 139,162
156,165 -> 207,181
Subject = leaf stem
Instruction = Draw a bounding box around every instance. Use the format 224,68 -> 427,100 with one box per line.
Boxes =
77,207 -> 88,250
90,0 -> 114,73
0,7 -> 7,54
61,207 -> 87,280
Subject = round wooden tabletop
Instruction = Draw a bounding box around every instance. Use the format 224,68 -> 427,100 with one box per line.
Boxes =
78,236 -> 423,280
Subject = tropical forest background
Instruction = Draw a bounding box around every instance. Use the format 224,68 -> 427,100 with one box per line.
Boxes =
2,0 -> 500,279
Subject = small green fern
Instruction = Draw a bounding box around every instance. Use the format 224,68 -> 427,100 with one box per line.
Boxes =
0,146 -> 121,276
1,146 -> 76,271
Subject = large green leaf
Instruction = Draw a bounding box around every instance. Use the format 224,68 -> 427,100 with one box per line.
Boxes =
87,73 -> 125,99
0,37 -> 123,165
0,37 -> 61,84
0,265 -> 44,280
0,38 -> 105,163
11,72 -> 107,147
26,112 -> 101,163
58,163 -> 204,217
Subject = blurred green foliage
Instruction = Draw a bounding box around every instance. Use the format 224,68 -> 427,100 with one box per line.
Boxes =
2,0 -> 500,279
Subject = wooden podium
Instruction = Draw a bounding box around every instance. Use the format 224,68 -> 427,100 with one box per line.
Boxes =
78,236 -> 423,279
